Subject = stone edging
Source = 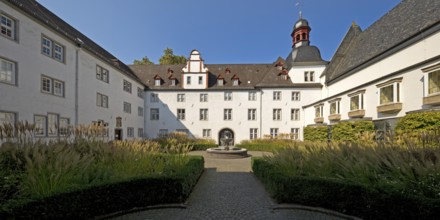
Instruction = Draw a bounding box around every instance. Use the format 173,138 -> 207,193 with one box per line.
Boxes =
96,204 -> 186,219
273,204 -> 363,220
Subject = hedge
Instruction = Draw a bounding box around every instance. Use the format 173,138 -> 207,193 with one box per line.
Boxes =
191,143 -> 218,151
396,111 -> 440,134
252,158 -> 440,220
303,126 -> 327,141
0,156 -> 204,219
331,120 -> 375,141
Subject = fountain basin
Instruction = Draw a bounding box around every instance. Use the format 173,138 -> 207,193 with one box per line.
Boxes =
206,147 -> 248,158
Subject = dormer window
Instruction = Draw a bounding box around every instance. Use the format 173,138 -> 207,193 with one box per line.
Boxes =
153,75 -> 162,86
231,74 -> 239,86
171,79 -> 176,86
218,79 -> 224,86
279,69 -> 289,80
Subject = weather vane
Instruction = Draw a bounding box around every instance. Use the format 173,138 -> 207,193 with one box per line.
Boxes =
296,0 -> 303,19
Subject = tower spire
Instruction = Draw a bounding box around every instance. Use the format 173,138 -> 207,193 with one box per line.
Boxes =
296,0 -> 302,19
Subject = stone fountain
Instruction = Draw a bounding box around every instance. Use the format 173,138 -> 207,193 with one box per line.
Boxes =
206,137 -> 248,158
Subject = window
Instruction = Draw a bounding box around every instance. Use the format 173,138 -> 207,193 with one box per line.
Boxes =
138,128 -> 144,138
248,109 -> 256,120
198,76 -> 203,85
0,58 -> 16,85
224,92 -> 232,101
137,87 -> 144,98
34,115 -> 46,136
250,128 -> 258,140
177,129 -> 189,135
1,14 -> 16,40
154,79 -> 161,86
41,76 -> 64,97
47,113 -> 58,136
329,100 -> 340,115
177,94 -> 185,102
291,109 -> 300,121
123,80 -> 132,93
315,105 -> 324,118
41,36 -> 65,62
171,79 -> 176,86
273,109 -> 281,120
249,91 -> 257,101
187,76 -> 191,85
150,108 -> 159,120
200,93 -> 208,102
159,129 -> 168,136
349,91 -> 365,111
59,118 -> 69,136
428,70 -> 440,95
123,102 -> 131,114
270,128 -> 278,138
304,71 -> 315,82
291,128 -> 300,140
150,93 -> 159,102
218,79 -> 224,86
96,93 -> 108,108
0,111 -> 15,126
138,107 -> 144,117
203,129 -> 211,138
200,109 -> 208,120
378,79 -> 401,105
177,109 -> 185,120
224,109 -> 232,120
116,117 -> 122,127
96,65 -> 109,83
233,79 -> 239,86
292,91 -> 300,101
127,127 -> 134,137
273,91 -> 281,101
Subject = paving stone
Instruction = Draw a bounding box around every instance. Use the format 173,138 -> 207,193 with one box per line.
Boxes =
110,151 -> 356,220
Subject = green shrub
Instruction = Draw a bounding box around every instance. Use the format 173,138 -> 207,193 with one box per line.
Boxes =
331,120 -> 375,142
303,126 -> 327,141
395,111 -> 440,147
237,139 -> 296,152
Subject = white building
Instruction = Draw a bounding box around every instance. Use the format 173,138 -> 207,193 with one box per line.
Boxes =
1,0 -> 440,144
0,0 -> 144,141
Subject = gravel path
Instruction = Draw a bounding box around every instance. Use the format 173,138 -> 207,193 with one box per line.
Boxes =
110,151 -> 358,220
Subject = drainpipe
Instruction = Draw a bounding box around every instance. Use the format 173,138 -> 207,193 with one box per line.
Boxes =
74,38 -> 83,126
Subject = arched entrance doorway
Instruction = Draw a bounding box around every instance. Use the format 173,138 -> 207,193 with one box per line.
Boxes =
218,128 -> 234,146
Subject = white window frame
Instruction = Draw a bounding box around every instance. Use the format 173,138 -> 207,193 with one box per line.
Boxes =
138,106 -> 144,117
0,111 -> 16,126
198,76 -> 203,85
177,94 -> 185,102
34,115 -> 47,137
138,128 -> 144,138
96,93 -> 108,108
150,108 -> 159,120
273,91 -> 281,101
291,108 -> 300,121
96,65 -> 109,83
59,118 -> 69,136
150,93 -> 159,103
218,79 -> 224,86
200,109 -> 208,120
41,36 -> 65,62
137,87 -> 144,98
0,58 -> 16,85
304,71 -> 315,82
348,90 -> 365,111
273,109 -> 281,121
329,99 -> 341,115
422,64 -> 440,96
224,109 -> 232,120
123,80 -> 132,93
233,79 -> 239,86
377,78 -> 402,105
177,108 -> 185,120
154,79 -> 161,86
270,128 -> 278,138
47,113 -> 58,136
203,129 -> 211,138
315,104 -> 324,118
1,14 -> 16,40
41,75 -> 64,97
248,109 -> 256,121
291,91 -> 300,101
123,102 -> 131,114
200,93 -> 208,102
187,76 -> 191,85
127,127 -> 134,137
250,128 -> 258,140
248,91 -> 257,101
224,91 -> 232,101
291,128 -> 300,140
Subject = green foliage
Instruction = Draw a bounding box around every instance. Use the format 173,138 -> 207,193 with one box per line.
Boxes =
0,139 -> 204,218
237,139 -> 297,152
153,131 -> 215,151
253,141 -> 440,219
159,48 -> 187,64
396,111 -> 440,133
133,56 -> 154,65
303,126 -> 327,141
331,120 -> 375,142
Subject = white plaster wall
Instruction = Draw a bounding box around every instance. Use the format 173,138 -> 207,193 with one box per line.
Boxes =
288,65 -> 326,84
182,73 -> 207,89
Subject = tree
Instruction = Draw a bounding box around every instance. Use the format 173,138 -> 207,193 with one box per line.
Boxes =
133,56 -> 154,65
159,48 -> 187,64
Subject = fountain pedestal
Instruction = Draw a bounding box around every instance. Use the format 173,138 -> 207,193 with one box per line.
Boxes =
206,146 -> 248,158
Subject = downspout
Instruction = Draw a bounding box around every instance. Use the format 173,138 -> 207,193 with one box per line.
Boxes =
74,38 -> 83,126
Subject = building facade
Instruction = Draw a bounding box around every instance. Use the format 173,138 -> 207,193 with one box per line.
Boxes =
1,0 -> 440,144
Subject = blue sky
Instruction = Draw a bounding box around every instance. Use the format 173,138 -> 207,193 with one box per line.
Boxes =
37,0 -> 401,64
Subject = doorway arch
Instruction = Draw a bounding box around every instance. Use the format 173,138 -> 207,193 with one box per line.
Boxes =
218,128 -> 234,146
